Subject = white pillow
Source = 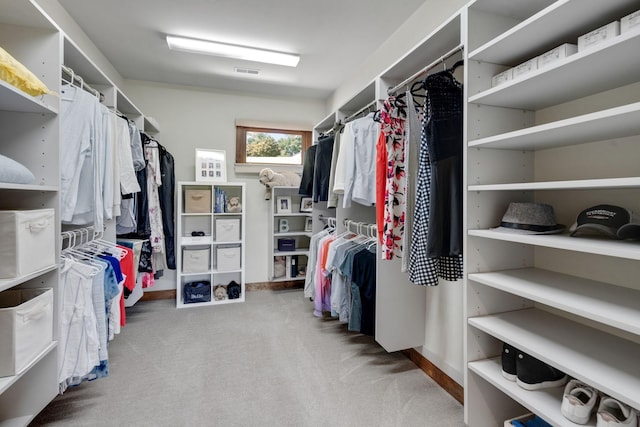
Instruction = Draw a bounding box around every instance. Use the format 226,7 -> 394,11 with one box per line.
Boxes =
0,154 -> 35,184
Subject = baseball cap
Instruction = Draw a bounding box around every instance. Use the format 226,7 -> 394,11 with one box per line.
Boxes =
569,204 -> 640,239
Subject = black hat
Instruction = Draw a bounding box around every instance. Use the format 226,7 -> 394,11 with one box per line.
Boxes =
570,204 -> 640,240
493,202 -> 565,235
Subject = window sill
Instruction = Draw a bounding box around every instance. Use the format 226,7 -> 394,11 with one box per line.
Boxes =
234,163 -> 303,175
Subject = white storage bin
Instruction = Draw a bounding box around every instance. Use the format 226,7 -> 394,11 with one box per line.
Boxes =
182,248 -> 211,273
0,209 -> 55,279
578,21 -> 620,51
512,57 -> 538,79
217,246 -> 241,271
621,10 -> 640,34
538,43 -> 577,69
215,218 -> 240,242
491,68 -> 513,87
0,288 -> 53,377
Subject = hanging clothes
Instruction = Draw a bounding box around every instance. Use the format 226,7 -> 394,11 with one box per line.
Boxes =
408,69 -> 464,285
402,91 -> 422,272
312,134 -> 335,203
343,113 -> 379,208
298,144 -> 317,197
144,139 -> 166,272
158,143 -> 176,269
377,98 -> 407,260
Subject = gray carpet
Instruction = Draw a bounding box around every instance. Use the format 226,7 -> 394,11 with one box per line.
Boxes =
31,288 -> 464,427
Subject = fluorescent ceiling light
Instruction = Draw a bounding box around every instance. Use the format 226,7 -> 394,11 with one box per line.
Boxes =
166,35 -> 300,67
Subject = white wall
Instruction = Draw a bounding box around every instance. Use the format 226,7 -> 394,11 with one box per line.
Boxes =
123,80 -> 325,289
327,0 -> 468,113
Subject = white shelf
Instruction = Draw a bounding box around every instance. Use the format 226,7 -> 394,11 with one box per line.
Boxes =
468,358 -> 591,427
468,31 -> 640,110
213,212 -> 243,216
468,268 -> 640,336
469,0 -> 637,64
213,240 -> 242,245
468,229 -> 640,260
181,212 -> 213,216
0,183 -> 58,192
270,276 -> 305,283
0,265 -> 58,293
468,308 -> 640,409
0,342 -> 57,395
0,80 -> 57,114
179,296 -> 245,309
274,213 -> 312,218
274,231 -> 313,238
468,102 -> 640,151
273,250 -> 309,257
468,177 -> 640,191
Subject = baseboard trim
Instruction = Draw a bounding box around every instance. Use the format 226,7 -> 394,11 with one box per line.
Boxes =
139,290 -> 176,301
138,281 -> 302,302
402,348 -> 464,405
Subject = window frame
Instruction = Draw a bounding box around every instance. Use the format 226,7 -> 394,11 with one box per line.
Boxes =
235,125 -> 312,166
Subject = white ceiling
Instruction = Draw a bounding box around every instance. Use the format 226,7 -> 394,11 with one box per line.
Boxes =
58,0 -> 427,101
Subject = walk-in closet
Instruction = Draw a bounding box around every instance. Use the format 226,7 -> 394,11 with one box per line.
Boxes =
1,0 -> 638,426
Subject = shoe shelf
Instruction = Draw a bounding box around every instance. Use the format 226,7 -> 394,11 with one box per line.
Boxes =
467,177 -> 640,192
468,31 -> 640,110
469,268 -> 640,336
468,102 -> 640,151
468,230 -> 640,260
468,358 -> 593,427
469,308 -> 640,410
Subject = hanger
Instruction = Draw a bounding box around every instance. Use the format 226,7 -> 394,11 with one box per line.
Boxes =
447,59 -> 464,74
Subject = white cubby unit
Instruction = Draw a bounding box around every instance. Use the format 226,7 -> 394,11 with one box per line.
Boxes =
464,0 -> 640,426
0,1 -> 60,424
269,186 -> 311,282
176,182 -> 245,308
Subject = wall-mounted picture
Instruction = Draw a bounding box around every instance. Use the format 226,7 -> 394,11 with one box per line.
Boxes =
300,197 -> 313,212
276,196 -> 292,214
305,217 -> 313,232
195,149 -> 226,182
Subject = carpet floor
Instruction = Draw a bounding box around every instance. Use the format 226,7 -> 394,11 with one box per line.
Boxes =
31,288 -> 464,427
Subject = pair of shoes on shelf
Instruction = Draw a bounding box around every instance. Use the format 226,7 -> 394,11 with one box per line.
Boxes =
595,395 -> 638,427
561,379 -> 598,424
559,378 -> 637,426
501,343 -> 568,390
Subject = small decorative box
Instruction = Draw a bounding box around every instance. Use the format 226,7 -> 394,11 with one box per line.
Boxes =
491,68 -> 513,87
621,10 -> 640,34
512,57 -> 538,79
578,21 -> 620,52
538,43 -> 577,69
277,238 -> 296,252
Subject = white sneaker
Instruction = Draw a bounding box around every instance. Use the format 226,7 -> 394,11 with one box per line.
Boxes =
561,379 -> 597,424
596,397 -> 638,427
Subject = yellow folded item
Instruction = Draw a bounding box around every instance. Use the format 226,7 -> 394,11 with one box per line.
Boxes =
0,45 -> 50,97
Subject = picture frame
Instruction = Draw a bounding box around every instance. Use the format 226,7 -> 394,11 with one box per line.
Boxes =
305,217 -> 313,232
300,197 -> 313,213
276,196 -> 292,214
278,219 -> 290,233
195,149 -> 226,182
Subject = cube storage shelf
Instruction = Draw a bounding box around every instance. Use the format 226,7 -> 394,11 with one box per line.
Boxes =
268,187 -> 311,282
176,181 -> 246,308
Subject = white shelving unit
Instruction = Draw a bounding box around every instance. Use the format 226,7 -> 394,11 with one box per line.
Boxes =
0,1 -> 60,424
464,0 -> 640,425
268,186 -> 311,282
176,181 -> 245,308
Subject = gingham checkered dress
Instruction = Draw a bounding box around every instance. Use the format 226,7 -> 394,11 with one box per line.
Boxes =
408,71 -> 463,285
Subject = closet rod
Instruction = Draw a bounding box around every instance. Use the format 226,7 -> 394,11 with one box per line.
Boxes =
61,64 -> 101,99
387,44 -> 464,96
343,100 -> 378,124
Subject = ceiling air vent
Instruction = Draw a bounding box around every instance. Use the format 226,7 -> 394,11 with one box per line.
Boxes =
234,67 -> 260,75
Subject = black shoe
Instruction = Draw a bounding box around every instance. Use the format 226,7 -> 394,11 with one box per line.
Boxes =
516,351 -> 567,390
501,342 -> 518,381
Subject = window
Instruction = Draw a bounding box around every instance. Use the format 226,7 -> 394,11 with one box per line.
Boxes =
236,126 -> 311,165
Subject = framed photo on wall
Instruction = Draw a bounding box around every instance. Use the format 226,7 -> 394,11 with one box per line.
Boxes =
276,196 -> 292,214
300,197 -> 313,212
305,217 -> 313,232
195,149 -> 226,182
